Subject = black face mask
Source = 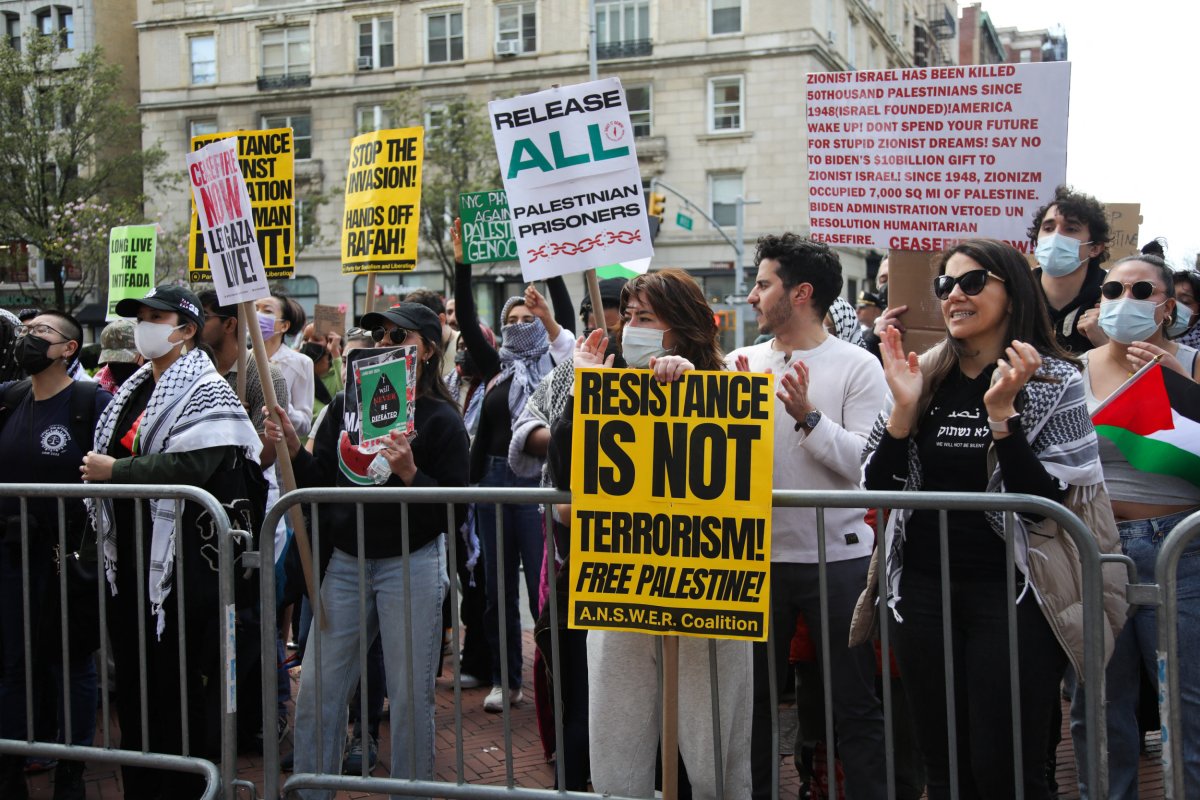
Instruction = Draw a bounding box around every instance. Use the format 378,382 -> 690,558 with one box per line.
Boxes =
106,361 -> 140,385
14,335 -> 57,375
455,348 -> 480,379
299,342 -> 327,363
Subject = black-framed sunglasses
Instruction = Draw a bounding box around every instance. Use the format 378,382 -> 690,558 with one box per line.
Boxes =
371,326 -> 413,344
933,269 -> 1006,301
1101,280 -> 1157,301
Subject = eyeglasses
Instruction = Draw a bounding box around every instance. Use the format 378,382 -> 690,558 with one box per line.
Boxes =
371,327 -> 413,344
16,323 -> 68,340
933,270 -> 1006,301
1101,280 -> 1157,301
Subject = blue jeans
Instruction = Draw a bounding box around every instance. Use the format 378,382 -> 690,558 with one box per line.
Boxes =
476,456 -> 543,689
1071,508 -> 1200,799
293,538 -> 447,799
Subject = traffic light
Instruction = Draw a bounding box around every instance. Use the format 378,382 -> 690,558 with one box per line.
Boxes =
647,191 -> 666,221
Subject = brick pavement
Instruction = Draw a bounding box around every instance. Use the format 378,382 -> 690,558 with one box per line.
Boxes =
17,629 -> 1170,798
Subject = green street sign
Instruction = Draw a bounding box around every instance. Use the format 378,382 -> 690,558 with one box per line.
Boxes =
676,212 -> 693,231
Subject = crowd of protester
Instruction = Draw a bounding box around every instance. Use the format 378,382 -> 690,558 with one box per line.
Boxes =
0,184 -> 1198,800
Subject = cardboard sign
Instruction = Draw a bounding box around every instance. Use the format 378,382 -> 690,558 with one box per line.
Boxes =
186,137 -> 270,305
806,62 -> 1071,254
106,225 -> 157,321
459,189 -> 517,263
489,78 -> 654,281
569,368 -> 774,641
188,128 -> 295,282
883,250 -> 946,355
1104,203 -> 1142,263
341,127 -> 424,274
313,304 -> 346,337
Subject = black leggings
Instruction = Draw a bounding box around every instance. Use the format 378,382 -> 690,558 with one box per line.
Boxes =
894,569 -> 1067,800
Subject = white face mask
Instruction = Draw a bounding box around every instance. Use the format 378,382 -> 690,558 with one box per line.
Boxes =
621,325 -> 670,368
135,320 -> 185,360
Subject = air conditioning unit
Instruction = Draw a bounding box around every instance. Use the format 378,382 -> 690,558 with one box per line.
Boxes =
356,56 -> 373,70
495,39 -> 520,57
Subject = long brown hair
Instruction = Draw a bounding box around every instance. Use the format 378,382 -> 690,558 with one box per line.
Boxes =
621,268 -> 724,371
919,238 -> 1078,411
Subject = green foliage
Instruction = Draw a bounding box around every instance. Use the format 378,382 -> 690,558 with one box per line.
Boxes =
386,91 -> 500,288
0,35 -> 170,310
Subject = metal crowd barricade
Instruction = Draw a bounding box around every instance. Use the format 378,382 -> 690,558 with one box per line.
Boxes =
1155,508 -> 1200,800
254,485 -> 1117,800
0,483 -> 244,800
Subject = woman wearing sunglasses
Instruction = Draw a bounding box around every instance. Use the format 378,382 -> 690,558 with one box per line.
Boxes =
1069,253 -> 1200,798
862,239 -> 1106,799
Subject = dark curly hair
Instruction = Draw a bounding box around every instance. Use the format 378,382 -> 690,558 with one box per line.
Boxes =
1026,185 -> 1112,267
753,233 -> 843,317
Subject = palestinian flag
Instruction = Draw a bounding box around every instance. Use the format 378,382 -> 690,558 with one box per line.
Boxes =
1091,361 -> 1200,488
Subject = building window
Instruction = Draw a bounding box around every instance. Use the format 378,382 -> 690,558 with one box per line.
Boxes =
357,16 -> 394,69
424,102 -> 449,132
708,75 -> 743,133
596,0 -> 650,59
426,10 -> 464,64
5,14 -> 19,52
190,118 -> 219,139
626,85 -> 651,137
356,104 -> 396,134
496,2 -> 536,55
1020,49 -> 1032,63
261,26 -> 311,78
36,6 -> 72,49
262,113 -> 311,160
847,17 -> 857,67
710,173 -> 742,227
190,35 -> 216,85
710,0 -> 742,36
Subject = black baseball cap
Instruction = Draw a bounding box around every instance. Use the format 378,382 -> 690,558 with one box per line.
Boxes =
359,302 -> 442,346
115,285 -> 206,331
579,277 -> 628,319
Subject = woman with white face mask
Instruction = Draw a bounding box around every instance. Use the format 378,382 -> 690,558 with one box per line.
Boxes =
79,285 -> 264,798
1070,256 -> 1200,797
548,269 -> 754,799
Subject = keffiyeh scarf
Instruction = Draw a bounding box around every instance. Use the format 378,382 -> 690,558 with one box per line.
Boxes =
86,347 -> 262,636
862,350 -> 1102,617
497,311 -> 552,423
829,296 -> 867,349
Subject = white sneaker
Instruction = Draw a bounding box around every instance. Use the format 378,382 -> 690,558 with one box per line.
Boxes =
458,672 -> 483,689
483,685 -> 523,712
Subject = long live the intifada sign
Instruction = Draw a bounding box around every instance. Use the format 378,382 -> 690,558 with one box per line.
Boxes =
188,128 -> 295,282
569,368 -> 774,641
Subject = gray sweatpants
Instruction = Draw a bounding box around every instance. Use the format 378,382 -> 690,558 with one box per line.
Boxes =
587,629 -> 753,799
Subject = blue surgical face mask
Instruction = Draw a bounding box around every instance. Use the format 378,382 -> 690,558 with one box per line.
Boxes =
1036,232 -> 1091,278
1168,303 -> 1193,338
621,325 -> 670,369
1098,297 -> 1165,344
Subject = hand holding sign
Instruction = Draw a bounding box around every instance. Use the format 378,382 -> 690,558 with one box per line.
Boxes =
380,428 -> 417,483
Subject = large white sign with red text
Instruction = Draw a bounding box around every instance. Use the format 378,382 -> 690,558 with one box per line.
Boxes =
805,62 -> 1070,253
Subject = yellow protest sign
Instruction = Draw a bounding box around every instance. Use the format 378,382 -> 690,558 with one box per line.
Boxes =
569,368 -> 774,641
341,127 -> 424,274
188,128 -> 295,282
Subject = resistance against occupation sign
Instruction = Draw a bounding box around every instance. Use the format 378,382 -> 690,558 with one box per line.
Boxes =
106,225 -> 157,321
341,127 -> 424,274
189,128 -> 295,282
806,61 -> 1070,253
186,137 -> 270,305
459,189 -> 517,263
489,78 -> 654,281
569,368 -> 774,641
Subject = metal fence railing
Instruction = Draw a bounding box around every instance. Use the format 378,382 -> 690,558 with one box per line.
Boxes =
0,483 -> 246,800
1155,508 -> 1200,800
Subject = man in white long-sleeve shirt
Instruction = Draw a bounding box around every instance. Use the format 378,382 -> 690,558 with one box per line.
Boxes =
727,233 -> 888,800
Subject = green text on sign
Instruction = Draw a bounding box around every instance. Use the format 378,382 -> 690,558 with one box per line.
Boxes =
107,225 -> 157,321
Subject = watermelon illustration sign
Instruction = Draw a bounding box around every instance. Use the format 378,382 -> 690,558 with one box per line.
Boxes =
489,78 -> 653,281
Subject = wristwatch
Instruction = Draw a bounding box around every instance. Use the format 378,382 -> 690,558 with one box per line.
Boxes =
795,409 -> 822,433
988,412 -> 1022,435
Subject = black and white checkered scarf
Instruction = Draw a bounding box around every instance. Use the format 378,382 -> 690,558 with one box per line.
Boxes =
86,347 -> 261,636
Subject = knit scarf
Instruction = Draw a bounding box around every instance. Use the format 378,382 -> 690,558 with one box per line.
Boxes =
497,320 -> 551,423
862,350 -> 1103,617
86,347 -> 262,636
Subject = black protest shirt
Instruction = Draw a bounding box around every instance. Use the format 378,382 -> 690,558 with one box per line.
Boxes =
0,380 -> 113,543
903,366 -> 1008,581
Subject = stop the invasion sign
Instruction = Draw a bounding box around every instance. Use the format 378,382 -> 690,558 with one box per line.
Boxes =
805,61 -> 1070,253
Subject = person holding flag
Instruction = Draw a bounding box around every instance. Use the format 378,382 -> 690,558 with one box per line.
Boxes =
1070,253 -> 1200,799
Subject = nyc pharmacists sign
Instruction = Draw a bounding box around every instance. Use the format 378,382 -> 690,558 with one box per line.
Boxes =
489,78 -> 654,281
